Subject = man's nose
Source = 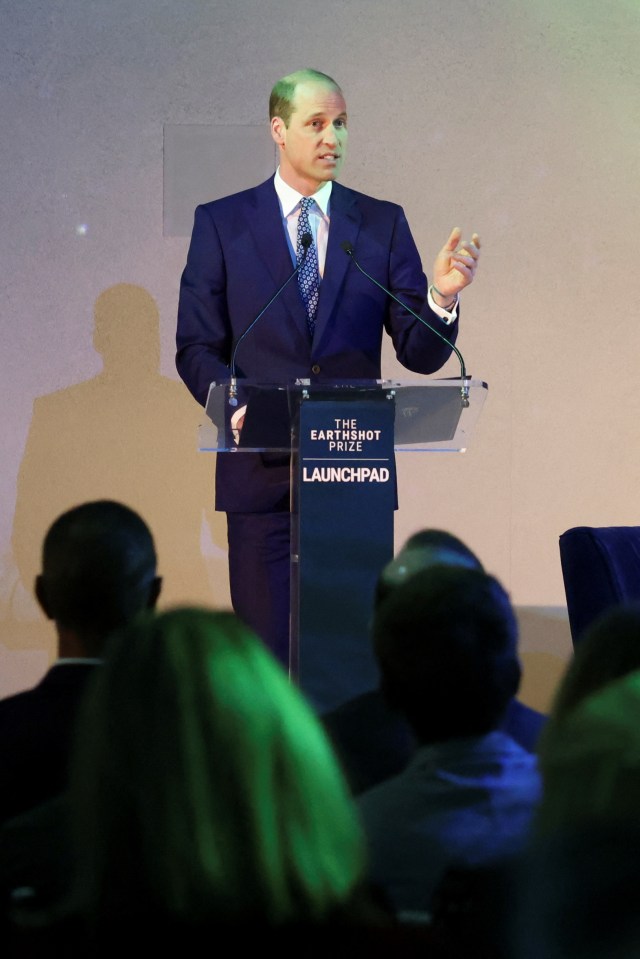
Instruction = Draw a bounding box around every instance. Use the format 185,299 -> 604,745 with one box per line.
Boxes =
323,125 -> 338,146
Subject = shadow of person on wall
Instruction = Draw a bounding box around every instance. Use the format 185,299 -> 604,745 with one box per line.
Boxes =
6,284 -> 227,682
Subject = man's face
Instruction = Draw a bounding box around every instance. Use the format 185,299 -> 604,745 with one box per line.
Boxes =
271,80 -> 348,195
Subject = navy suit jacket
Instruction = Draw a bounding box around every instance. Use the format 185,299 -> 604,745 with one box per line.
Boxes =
176,176 -> 459,512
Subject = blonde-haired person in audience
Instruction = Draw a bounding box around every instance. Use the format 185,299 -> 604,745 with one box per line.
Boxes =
69,608 -> 375,934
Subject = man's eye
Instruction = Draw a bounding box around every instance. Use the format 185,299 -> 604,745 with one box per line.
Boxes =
335,119 -> 346,128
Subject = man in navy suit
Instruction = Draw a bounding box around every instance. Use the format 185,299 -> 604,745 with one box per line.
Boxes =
176,69 -> 481,662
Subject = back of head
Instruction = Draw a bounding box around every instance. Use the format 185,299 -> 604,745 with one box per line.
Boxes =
39,500 -> 158,652
71,608 -> 365,925
374,528 -> 483,609
373,566 -> 520,742
545,603 -> 640,726
402,529 -> 484,565
536,670 -> 640,837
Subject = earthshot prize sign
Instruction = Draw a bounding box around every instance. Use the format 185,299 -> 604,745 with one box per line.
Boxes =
302,415 -> 391,484
295,395 -> 396,711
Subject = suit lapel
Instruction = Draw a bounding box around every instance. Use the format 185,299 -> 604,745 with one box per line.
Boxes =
245,179 -> 311,344
246,179 -> 292,285
313,183 -> 362,345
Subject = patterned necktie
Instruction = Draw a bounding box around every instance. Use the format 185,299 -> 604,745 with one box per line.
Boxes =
296,197 -> 320,336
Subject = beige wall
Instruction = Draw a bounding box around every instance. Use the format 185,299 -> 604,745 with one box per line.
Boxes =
3,0 -> 637,707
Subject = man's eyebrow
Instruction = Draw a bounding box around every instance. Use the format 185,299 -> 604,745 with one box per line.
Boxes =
305,110 -> 348,119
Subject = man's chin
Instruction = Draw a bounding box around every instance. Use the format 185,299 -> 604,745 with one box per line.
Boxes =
317,164 -> 342,182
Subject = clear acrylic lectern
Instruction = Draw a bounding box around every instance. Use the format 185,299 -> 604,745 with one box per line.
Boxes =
200,377 -> 488,713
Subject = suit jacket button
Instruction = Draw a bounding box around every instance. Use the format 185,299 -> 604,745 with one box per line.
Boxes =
311,364 -> 321,374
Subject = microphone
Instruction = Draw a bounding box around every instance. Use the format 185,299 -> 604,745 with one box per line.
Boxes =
341,241 -> 470,407
229,233 -> 313,405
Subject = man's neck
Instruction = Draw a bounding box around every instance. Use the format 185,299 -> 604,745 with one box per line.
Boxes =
277,169 -> 326,197
57,625 -> 102,660
274,168 -> 333,216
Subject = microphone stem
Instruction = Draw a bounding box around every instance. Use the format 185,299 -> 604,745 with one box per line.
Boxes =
346,253 -> 470,406
230,265 -> 301,379
229,234 -> 313,381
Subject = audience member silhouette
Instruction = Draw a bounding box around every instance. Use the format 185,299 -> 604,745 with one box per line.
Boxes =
0,500 -> 161,825
542,602 -> 640,729
426,600 -> 640,955
357,566 -> 541,920
529,603 -> 640,835
4,607 -> 426,956
512,823 -> 640,959
74,609 -> 367,926
323,530 -> 545,794
535,667 -> 640,837
512,657 -> 640,959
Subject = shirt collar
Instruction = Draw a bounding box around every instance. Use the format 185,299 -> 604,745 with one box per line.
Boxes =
274,168 -> 332,217
410,730 -> 529,767
53,657 -> 102,666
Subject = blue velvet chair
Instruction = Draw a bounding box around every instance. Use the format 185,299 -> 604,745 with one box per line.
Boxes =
559,526 -> 640,646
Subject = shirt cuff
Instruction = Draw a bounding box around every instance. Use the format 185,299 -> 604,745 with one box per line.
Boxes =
427,286 -> 458,325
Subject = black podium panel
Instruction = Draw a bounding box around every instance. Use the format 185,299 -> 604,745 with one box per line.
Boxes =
292,397 -> 396,712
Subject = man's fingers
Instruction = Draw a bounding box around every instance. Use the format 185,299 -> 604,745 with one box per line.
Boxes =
454,242 -> 480,261
443,227 -> 462,252
443,229 -> 481,258
451,261 -> 473,280
451,245 -> 479,264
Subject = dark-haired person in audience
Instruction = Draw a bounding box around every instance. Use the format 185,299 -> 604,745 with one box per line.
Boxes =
357,566 -> 541,921
322,530 -> 545,794
0,500 -> 161,826
541,602 -> 640,733
534,605 -> 640,837
512,657 -> 640,959
430,601 -> 640,954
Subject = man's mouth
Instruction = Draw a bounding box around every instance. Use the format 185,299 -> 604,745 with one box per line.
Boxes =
319,154 -> 339,160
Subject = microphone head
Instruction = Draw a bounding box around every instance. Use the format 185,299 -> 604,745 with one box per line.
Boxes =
301,232 -> 312,251
341,240 -> 354,256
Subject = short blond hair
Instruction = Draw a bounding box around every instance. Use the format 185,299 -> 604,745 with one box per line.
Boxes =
269,69 -> 342,126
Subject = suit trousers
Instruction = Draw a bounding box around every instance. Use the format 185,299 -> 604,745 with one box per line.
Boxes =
226,511 -> 291,668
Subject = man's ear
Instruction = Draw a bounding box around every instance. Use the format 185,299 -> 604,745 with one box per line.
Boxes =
147,576 -> 162,610
34,575 -> 54,620
270,116 -> 286,147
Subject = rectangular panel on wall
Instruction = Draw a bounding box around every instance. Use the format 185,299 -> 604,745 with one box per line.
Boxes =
163,124 -> 277,236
